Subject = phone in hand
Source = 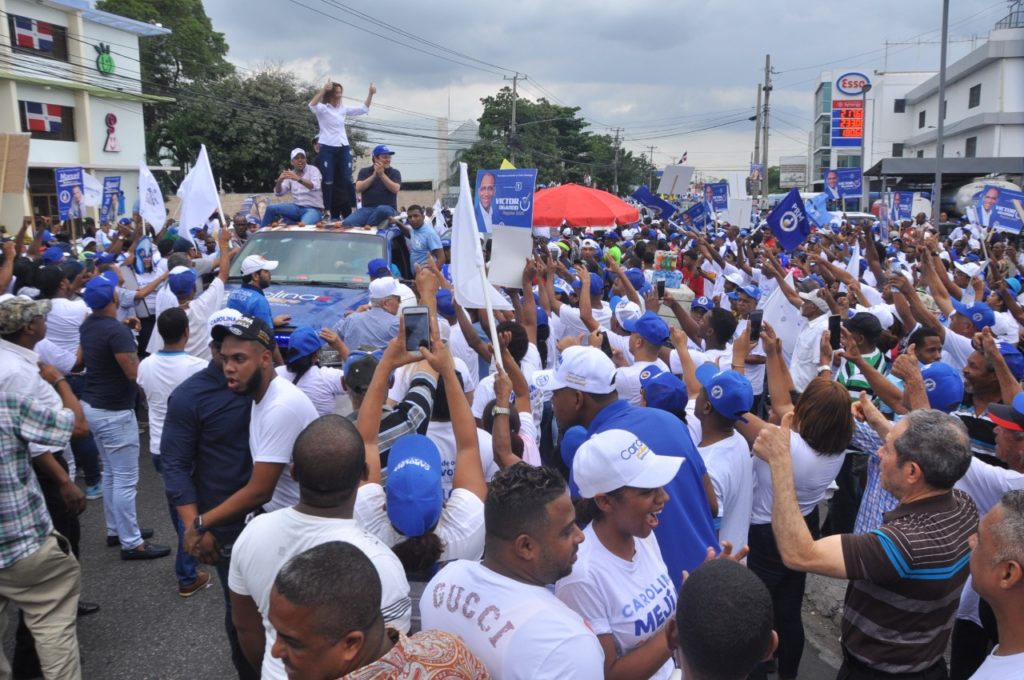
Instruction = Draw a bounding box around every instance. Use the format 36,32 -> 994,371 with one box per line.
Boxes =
656,280 -> 666,298
749,310 -> 763,342
403,305 -> 430,352
829,314 -> 842,350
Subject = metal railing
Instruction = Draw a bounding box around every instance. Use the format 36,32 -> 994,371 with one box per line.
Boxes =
995,1 -> 1023,29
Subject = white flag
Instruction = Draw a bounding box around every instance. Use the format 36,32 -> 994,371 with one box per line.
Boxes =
176,144 -> 220,239
137,160 -> 166,231
451,163 -> 512,311
433,198 -> 448,233
81,172 -> 103,207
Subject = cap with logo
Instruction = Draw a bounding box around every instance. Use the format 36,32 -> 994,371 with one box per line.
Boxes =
372,144 -> 395,157
285,326 -> 326,362
638,365 -> 687,418
950,300 -> 995,331
342,352 -> 380,394
547,346 -> 617,395
691,296 -> 713,312
920,361 -> 964,412
210,315 -> 275,350
207,308 -> 243,337
622,311 -> 669,346
81,271 -> 119,310
572,429 -> 683,499
240,255 -> 279,277
385,435 -> 443,537
0,295 -> 51,335
695,364 -> 754,421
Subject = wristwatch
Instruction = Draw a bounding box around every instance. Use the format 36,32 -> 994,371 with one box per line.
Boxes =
492,406 -> 511,417
193,514 -> 208,534
817,364 -> 832,374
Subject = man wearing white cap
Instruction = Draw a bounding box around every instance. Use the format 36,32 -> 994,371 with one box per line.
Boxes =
332,277 -> 401,351
227,255 -> 290,332
260,148 -> 324,227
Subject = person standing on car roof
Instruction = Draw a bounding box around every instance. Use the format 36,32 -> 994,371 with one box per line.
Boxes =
309,79 -> 375,221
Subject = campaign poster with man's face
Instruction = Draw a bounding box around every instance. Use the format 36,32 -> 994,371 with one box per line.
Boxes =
474,168 -> 537,234
54,167 -> 84,221
976,184 -> 1024,233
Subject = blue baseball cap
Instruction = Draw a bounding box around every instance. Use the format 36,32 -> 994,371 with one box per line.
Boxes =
81,270 -> 118,310
728,285 -> 761,302
625,268 -> 646,291
696,364 -> 754,421
1007,278 -> 1022,296
246,216 -> 261,225
285,326 -> 326,362
919,362 -> 964,412
168,268 -> 197,297
622,311 -> 669,345
436,289 -> 456,318
42,246 -> 66,264
96,252 -> 116,265
372,144 -> 395,157
41,229 -> 56,243
639,365 -> 687,417
691,296 -> 713,312
586,272 -> 604,294
950,300 -> 995,331
118,217 -> 133,226
441,238 -> 451,248
999,343 -> 1024,380
385,435 -> 443,537
366,258 -> 390,279
559,425 -> 588,498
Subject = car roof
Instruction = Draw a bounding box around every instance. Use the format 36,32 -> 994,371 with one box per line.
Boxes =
251,224 -> 382,236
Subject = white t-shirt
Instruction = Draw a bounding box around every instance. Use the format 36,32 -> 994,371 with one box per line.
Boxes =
730,325 -> 767,395
448,322 -> 481,387
355,484 -> 485,561
556,304 -> 612,339
250,377 -> 319,512
147,278 -> 225,361
615,358 -> 669,406
791,314 -> 829,393
228,508 -> 411,680
942,328 -> 975,374
388,356 -> 475,402
137,351 -> 207,455
35,337 -> 77,375
698,432 -> 754,552
669,346 -> 728,375
969,648 -> 1024,679
750,431 -> 846,525
420,560 -> 605,680
425,420 -> 497,498
555,524 -> 676,680
275,364 -> 343,417
46,298 -> 90,355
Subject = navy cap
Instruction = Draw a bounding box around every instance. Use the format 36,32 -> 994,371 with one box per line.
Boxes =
950,300 -> 995,331
639,365 -> 687,417
622,311 -> 669,345
168,268 -> 197,296
342,351 -> 380,394
366,258 -> 390,279
81,270 -> 118,310
172,238 -> 195,253
210,315 -> 275,350
372,144 -> 395,157
118,217 -> 132,226
696,364 -> 754,421
286,326 -> 326,362
691,296 -> 713,312
919,362 -> 964,412
385,435 -> 443,537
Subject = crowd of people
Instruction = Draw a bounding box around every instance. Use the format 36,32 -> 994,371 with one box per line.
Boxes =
1,79 -> 1023,679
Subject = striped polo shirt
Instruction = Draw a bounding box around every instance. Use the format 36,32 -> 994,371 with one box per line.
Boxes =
839,489 -> 978,674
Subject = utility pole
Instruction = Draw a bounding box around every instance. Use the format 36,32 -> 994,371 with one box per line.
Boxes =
752,84 -> 762,204
933,0 -> 950,223
504,72 -> 526,165
612,127 -> 623,195
647,145 -> 656,189
761,54 -> 772,199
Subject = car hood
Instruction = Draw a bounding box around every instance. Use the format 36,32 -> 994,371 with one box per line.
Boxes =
224,282 -> 369,332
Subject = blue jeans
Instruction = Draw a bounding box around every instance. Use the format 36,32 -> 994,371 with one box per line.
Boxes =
342,204 -> 397,228
66,375 -> 101,486
151,455 -> 199,586
319,144 -> 354,219
82,403 -> 143,550
261,203 -> 323,227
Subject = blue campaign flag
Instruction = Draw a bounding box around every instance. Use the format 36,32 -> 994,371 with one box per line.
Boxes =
54,167 -> 84,221
805,193 -> 830,228
474,168 -> 537,234
702,182 -> 729,212
631,185 -> 677,219
100,176 -> 120,224
684,201 -> 712,231
976,185 -> 1024,234
767,188 -> 812,252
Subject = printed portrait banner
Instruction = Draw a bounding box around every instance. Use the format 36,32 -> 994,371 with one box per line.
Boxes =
54,167 -> 84,221
474,168 -> 537,234
704,182 -> 729,212
100,176 -> 121,224
975,185 -> 1024,234
822,168 -> 863,199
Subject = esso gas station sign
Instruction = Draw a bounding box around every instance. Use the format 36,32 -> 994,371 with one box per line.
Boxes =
836,72 -> 871,96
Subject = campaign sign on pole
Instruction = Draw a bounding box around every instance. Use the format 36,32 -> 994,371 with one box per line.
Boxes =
684,201 -> 712,231
703,182 -> 729,212
891,192 -> 914,222
822,168 -> 863,199
474,168 -> 537,234
54,167 -> 84,221
976,185 -> 1024,234
100,176 -> 121,224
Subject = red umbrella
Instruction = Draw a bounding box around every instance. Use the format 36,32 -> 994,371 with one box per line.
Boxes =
532,184 -> 640,227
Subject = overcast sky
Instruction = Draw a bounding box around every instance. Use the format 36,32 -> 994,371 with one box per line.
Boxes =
206,0 -> 1006,182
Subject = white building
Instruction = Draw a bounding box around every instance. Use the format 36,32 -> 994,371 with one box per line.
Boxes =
0,0 -> 171,230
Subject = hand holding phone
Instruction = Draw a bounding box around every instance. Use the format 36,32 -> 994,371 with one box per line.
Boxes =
656,280 -> 666,298
829,314 -> 842,350
402,305 -> 430,352
749,310 -> 763,342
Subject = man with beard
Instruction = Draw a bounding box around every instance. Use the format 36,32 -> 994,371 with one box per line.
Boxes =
420,464 -> 604,679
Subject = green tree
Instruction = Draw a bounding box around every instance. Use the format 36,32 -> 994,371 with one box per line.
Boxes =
456,88 -> 653,194
767,165 -> 781,194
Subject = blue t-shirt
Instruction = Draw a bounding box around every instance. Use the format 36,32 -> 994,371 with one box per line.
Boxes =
408,224 -> 443,266
226,284 -> 274,329
587,400 -> 718,588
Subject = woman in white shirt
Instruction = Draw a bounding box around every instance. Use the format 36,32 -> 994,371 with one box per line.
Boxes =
275,326 -> 344,417
308,79 -> 374,220
733,325 -> 853,680
555,428 -> 682,680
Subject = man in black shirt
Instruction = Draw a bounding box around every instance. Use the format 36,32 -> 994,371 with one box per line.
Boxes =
342,144 -> 401,228
79,271 -> 170,560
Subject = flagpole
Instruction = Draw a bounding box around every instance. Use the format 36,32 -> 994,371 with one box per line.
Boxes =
475,234 -> 505,372
201,145 -> 228,234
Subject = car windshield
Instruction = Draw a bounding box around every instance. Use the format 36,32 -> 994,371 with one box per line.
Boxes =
228,230 -> 384,284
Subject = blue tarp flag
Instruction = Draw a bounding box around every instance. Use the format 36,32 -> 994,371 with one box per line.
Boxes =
631,185 -> 677,219
768,188 -> 811,252
805,193 -> 830,228
684,201 -> 712,230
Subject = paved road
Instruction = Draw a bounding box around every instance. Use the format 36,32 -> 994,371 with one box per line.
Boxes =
5,433 -> 842,679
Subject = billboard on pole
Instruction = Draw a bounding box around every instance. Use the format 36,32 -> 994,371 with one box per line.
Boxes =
779,156 -> 807,189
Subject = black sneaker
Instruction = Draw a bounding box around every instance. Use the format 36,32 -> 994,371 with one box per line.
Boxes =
120,541 -> 170,561
106,528 -> 153,547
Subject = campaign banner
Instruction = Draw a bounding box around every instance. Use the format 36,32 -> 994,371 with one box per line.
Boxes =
702,182 -> 729,212
683,201 -> 712,231
975,185 -> 1024,234
889,192 -> 914,222
100,176 -> 121,224
749,163 -> 765,182
822,168 -> 862,199
631,185 -> 677,219
474,168 -> 537,234
54,167 -> 84,221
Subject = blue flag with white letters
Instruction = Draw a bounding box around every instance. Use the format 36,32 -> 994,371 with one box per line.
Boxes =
631,185 -> 678,219
684,201 -> 712,231
768,188 -> 812,252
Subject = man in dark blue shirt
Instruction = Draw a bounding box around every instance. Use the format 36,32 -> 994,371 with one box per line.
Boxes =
550,346 -> 721,588
161,308 -> 256,680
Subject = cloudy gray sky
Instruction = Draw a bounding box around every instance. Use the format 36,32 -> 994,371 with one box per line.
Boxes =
206,0 -> 1005,182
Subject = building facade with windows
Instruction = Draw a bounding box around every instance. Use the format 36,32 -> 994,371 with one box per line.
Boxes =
0,0 -> 171,231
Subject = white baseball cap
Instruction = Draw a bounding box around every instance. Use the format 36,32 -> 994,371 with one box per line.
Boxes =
368,277 -> 400,299
855,304 -> 896,330
581,238 -> 600,249
614,300 -> 642,326
797,289 -> 829,313
953,261 -> 983,278
548,346 -> 616,394
240,255 -> 279,276
290,148 -> 306,160
207,307 -> 243,336
573,429 -> 682,498
725,272 -> 746,287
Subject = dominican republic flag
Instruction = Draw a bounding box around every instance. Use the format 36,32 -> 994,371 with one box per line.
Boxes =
13,17 -> 55,52
23,102 -> 63,133
679,151 -> 688,164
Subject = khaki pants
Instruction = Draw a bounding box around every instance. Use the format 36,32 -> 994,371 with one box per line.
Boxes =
0,534 -> 81,680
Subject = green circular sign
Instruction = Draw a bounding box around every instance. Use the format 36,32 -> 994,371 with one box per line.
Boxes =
95,43 -> 115,75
